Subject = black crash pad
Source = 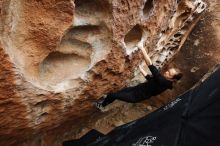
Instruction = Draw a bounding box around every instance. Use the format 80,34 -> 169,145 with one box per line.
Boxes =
63,64 -> 220,146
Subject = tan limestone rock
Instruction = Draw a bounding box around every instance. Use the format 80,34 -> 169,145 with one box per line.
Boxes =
0,0 -> 208,145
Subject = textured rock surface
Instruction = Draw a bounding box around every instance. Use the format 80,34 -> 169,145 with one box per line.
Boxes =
93,0 -> 220,136
0,0 -> 214,146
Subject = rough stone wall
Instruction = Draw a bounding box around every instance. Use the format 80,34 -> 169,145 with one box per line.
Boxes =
92,0 -> 220,138
0,0 -> 208,146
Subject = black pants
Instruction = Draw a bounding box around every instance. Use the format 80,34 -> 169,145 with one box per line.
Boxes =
102,83 -> 151,107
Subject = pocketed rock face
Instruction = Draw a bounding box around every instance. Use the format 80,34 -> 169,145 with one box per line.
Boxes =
0,0 -> 206,146
93,0 -> 220,136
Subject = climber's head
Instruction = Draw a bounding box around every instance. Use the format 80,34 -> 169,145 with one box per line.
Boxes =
164,68 -> 183,81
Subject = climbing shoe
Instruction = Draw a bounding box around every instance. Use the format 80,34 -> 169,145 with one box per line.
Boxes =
95,101 -> 106,112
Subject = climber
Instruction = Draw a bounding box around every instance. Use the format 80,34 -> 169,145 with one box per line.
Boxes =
95,44 -> 183,111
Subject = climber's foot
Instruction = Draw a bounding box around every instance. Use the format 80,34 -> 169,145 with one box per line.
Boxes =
94,99 -> 107,112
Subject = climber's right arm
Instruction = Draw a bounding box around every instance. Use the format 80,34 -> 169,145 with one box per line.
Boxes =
138,44 -> 152,66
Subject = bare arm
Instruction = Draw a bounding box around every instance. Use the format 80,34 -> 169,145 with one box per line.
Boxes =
137,44 -> 152,66
139,65 -> 147,77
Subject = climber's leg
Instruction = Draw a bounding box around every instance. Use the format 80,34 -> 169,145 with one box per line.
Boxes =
101,83 -> 148,107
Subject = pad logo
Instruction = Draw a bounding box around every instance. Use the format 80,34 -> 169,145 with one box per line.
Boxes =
163,98 -> 181,111
133,136 -> 157,146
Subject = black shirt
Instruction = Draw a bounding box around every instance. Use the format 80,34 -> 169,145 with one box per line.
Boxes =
133,65 -> 173,99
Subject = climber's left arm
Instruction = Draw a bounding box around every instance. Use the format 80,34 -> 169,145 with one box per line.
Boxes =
139,65 -> 148,77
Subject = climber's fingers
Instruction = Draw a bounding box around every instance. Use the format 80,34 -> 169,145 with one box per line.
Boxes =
137,42 -> 144,50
